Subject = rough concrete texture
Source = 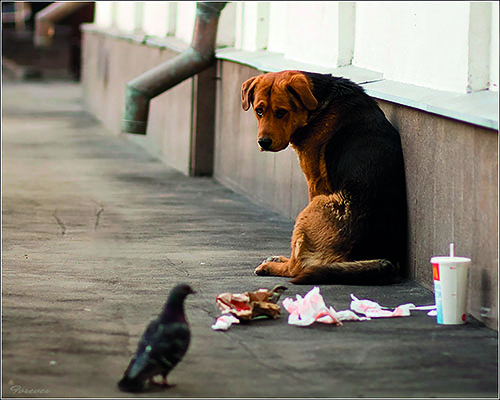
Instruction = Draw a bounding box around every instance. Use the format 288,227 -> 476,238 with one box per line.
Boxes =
2,80 -> 498,398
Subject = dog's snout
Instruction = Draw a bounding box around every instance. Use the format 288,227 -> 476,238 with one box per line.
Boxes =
258,137 -> 273,150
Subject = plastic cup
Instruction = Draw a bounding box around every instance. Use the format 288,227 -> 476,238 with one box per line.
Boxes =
430,243 -> 471,325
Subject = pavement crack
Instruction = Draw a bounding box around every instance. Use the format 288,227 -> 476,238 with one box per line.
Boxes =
223,332 -> 308,384
191,303 -> 218,319
94,208 -> 104,230
53,211 -> 66,235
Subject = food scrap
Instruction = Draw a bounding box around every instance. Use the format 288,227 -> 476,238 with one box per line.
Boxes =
212,285 -> 287,330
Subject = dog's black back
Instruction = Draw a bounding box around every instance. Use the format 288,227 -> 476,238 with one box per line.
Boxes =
306,73 -> 408,271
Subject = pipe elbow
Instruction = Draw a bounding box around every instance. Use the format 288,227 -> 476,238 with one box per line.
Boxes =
122,1 -> 227,134
122,86 -> 151,135
34,21 -> 54,48
196,2 -> 228,20
34,2 -> 88,48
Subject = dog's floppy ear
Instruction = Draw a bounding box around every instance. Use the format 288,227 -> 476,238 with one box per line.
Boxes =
286,75 -> 318,111
241,76 -> 258,111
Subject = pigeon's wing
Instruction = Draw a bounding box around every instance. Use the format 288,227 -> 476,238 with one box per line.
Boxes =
149,322 -> 191,373
125,318 -> 163,380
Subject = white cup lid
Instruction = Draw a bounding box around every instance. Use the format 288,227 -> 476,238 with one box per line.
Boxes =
430,256 -> 471,264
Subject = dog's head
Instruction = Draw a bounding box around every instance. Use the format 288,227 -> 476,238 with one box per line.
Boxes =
241,70 -> 318,152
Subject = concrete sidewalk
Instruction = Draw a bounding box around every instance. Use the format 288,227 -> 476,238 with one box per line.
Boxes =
2,79 -> 498,398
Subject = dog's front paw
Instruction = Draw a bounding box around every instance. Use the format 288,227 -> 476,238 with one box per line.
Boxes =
254,256 -> 290,277
255,263 -> 271,276
264,255 -> 288,263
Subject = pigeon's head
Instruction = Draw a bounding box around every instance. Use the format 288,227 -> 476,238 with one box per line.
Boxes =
171,283 -> 196,299
163,284 -> 196,318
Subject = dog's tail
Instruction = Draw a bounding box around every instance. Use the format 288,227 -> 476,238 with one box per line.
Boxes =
290,259 -> 401,285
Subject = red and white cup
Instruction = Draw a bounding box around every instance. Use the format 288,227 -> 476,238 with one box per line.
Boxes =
431,243 -> 471,325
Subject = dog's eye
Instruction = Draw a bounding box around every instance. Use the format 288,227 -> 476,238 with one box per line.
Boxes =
255,108 -> 264,117
275,109 -> 288,119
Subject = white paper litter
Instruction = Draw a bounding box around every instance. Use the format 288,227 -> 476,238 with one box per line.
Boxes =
336,309 -> 371,322
211,314 -> 240,331
282,287 -> 342,326
350,294 -> 415,318
212,287 -> 438,330
281,287 -> 437,326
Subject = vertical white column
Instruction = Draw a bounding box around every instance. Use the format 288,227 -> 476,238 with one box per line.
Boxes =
175,1 -> 197,44
116,1 -> 136,33
135,2 -> 145,34
467,2 -> 492,92
142,2 -> 170,38
168,2 -> 178,37
235,2 -> 270,52
489,2 -> 498,92
217,2 -> 237,47
94,2 -> 114,29
337,2 -> 355,66
267,2 -> 288,53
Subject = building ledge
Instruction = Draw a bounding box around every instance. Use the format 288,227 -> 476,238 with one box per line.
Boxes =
81,24 -> 190,53
80,26 -> 498,132
216,48 -> 499,131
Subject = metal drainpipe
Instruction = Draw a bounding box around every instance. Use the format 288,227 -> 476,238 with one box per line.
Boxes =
34,2 -> 88,47
122,2 -> 227,135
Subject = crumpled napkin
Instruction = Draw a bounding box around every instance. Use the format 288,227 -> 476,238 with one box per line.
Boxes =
282,287 -> 372,326
282,286 -> 342,326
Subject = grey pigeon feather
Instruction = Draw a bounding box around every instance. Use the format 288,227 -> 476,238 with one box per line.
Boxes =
118,283 -> 195,392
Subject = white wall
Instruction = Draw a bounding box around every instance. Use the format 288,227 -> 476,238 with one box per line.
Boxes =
281,2 -> 341,68
217,2 -> 237,47
93,1 -> 499,94
142,2 -> 171,38
266,2 -> 354,68
115,3 -> 139,33
175,2 -> 197,44
235,2 -> 269,51
354,2 -> 470,93
94,2 -> 114,28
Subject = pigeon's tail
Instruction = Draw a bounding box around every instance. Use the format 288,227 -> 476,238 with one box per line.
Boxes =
117,376 -> 144,393
290,259 -> 402,285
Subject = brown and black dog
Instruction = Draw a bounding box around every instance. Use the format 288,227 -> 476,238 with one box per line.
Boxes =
241,70 -> 407,285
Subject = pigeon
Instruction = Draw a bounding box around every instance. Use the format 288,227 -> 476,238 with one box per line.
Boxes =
118,283 -> 195,392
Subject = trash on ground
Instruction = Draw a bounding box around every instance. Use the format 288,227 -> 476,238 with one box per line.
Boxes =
211,314 -> 240,331
282,286 -> 343,326
350,294 -> 436,318
213,286 -> 437,330
283,287 -> 436,326
212,285 -> 288,330
350,294 -> 413,317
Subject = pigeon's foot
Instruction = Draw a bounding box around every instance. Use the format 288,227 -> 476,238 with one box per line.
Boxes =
149,376 -> 176,389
